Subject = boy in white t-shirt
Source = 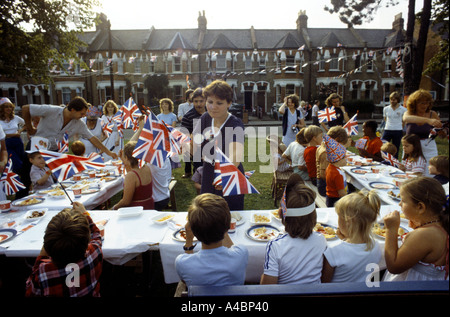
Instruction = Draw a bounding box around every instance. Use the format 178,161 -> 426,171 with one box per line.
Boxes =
382,91 -> 406,158
282,128 -> 309,181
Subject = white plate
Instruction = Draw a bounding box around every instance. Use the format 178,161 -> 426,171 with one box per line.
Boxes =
48,192 -> 67,199
246,225 -> 281,242
12,196 -> 45,207
0,229 -> 17,244
250,212 -> 272,225
172,228 -> 198,242
230,212 -> 245,226
23,208 -> 47,222
314,223 -> 338,240
118,206 -> 143,218
152,213 -> 175,224
372,223 -> 409,240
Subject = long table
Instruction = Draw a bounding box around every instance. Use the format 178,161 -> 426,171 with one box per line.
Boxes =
1,206 -> 408,284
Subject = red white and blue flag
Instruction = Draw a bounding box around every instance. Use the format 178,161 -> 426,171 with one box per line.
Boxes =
57,132 -> 69,153
121,97 -> 141,129
318,106 -> 337,123
39,151 -> 105,182
381,151 -> 403,168
343,112 -> 358,136
102,122 -> 113,138
1,158 -> 25,195
213,147 -> 259,196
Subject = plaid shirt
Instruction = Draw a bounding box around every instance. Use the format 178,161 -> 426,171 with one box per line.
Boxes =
25,216 -> 103,297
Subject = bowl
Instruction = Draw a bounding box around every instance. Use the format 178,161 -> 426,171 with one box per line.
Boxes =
118,206 -> 143,218
151,213 -> 175,224
0,200 -> 11,212
24,208 -> 48,222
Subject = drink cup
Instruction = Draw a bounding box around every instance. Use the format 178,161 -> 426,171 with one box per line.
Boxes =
229,218 -> 236,233
371,167 -> 380,173
73,175 -> 81,181
73,188 -> 82,198
89,171 -> 96,178
0,200 -> 11,212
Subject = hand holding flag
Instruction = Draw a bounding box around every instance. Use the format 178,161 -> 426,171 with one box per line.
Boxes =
318,106 -> 337,123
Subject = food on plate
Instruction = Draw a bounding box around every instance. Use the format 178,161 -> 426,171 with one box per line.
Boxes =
314,223 -> 336,239
49,190 -> 65,196
231,211 -> 242,221
271,210 -> 281,220
17,198 -> 41,206
27,210 -> 45,219
372,223 -> 405,238
387,190 -> 400,199
156,215 -> 174,223
253,214 -> 271,223
371,183 -> 393,189
179,229 -> 187,240
253,227 -> 277,240
353,169 -> 369,174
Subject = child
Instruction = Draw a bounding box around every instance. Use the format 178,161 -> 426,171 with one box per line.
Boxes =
303,125 -> 323,186
316,126 -> 348,197
29,152 -> 54,191
157,98 -> 177,127
71,140 -> 86,156
380,142 -> 398,165
261,174 -> 327,284
428,155 -> 449,185
400,134 -> 426,176
25,202 -> 103,296
383,177 -> 449,281
324,135 -> 348,207
191,166 -> 203,195
175,193 -> 248,288
283,128 -> 309,181
356,120 -> 383,161
112,141 -> 154,210
322,190 -> 382,283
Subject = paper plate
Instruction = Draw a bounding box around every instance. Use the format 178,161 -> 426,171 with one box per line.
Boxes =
0,229 -> 17,244
172,228 -> 198,242
12,196 -> 45,207
372,223 -> 409,240
369,182 -> 396,190
246,225 -> 281,242
314,223 -> 338,240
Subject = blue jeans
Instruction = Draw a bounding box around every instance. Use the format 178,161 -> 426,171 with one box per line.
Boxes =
382,130 -> 403,158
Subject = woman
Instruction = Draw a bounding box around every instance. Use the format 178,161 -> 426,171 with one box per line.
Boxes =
193,80 -> 245,211
403,89 -> 445,176
79,105 -> 106,156
0,97 -> 26,173
320,93 -> 349,132
113,141 -> 154,210
157,98 -> 177,127
279,94 -> 305,146
101,100 -> 122,161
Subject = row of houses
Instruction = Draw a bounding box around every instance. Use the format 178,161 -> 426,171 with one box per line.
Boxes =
1,10 -> 448,117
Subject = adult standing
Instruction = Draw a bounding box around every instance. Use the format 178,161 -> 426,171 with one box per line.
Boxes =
181,87 -> 206,175
311,100 -> 320,127
279,95 -> 305,146
157,98 -> 177,128
193,80 -> 245,211
382,91 -> 406,158
101,100 -> 122,161
320,93 -> 349,132
79,105 -> 106,156
177,89 -> 194,122
0,98 -> 26,174
0,125 -> 8,201
403,89 -> 445,177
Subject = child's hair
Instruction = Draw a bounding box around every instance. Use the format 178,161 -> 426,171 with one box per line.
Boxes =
280,174 -> 317,239
71,140 -> 86,156
327,126 -> 348,145
401,177 -> 449,234
304,125 -> 323,143
364,120 -> 378,134
334,190 -> 380,250
28,152 -> 41,161
203,80 -> 233,103
402,134 -> 424,160
43,208 -> 90,267
429,155 -> 449,178
389,91 -> 401,103
295,128 -> 307,145
123,141 -> 139,167
188,193 -> 231,245
380,142 -> 397,156
159,98 -> 174,112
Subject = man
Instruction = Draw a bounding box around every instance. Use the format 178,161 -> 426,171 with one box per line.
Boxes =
22,96 -> 118,158
177,89 -> 194,122
181,88 -> 206,176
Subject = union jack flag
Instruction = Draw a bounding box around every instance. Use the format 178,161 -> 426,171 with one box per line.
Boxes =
213,147 -> 259,196
343,112 -> 358,136
121,97 -> 141,129
164,123 -> 191,155
318,106 -> 337,123
355,138 -> 368,150
102,122 -> 113,138
381,151 -> 403,169
1,158 -> 25,195
57,132 -> 69,153
39,151 -> 105,182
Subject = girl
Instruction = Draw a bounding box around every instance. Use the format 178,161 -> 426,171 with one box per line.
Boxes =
303,125 -> 323,186
261,174 -> 327,285
282,128 -> 309,181
400,134 -> 426,176
157,98 -> 177,127
322,190 -> 382,283
112,141 -> 154,210
383,177 -> 449,281
428,155 -> 449,185
279,94 -> 305,146
102,100 -> 122,161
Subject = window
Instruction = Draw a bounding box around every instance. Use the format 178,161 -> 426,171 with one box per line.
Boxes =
384,84 -> 390,102
354,55 -> 361,71
384,57 -> 392,72
285,55 -> 295,71
216,55 -> 227,72
173,85 -> 183,103
329,55 -> 339,70
367,59 -> 374,72
245,58 -> 253,71
62,88 -> 71,105
351,82 -> 359,100
286,84 -> 295,96
259,56 -> 266,71
365,82 -> 373,100
134,61 -> 141,73
173,56 -> 181,72
149,61 -> 155,73
105,87 -> 112,101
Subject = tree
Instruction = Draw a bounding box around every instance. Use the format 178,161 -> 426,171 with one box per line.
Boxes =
324,0 -> 440,96
0,0 -> 99,82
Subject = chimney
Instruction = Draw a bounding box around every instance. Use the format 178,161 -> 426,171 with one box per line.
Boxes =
392,13 -> 404,31
297,10 -> 308,33
198,10 -> 207,33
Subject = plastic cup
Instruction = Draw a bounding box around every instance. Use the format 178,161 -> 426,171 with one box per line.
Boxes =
0,200 -> 11,212
73,188 -> 82,197
229,219 -> 236,233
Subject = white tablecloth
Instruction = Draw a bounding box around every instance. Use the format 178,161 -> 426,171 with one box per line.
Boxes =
158,206 -> 405,284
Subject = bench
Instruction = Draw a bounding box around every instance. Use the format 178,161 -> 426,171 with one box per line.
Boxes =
168,179 -> 177,211
187,280 -> 449,297
304,181 -> 327,208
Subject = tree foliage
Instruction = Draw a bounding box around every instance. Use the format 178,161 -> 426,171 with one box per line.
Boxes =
0,0 -> 99,82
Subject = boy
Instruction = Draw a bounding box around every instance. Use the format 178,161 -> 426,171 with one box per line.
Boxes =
356,120 -> 383,161
175,193 -> 248,288
29,152 -> 54,191
283,128 -> 309,181
428,155 -> 449,185
25,202 -> 103,297
71,140 -> 86,156
380,142 -> 398,166
324,135 -> 348,207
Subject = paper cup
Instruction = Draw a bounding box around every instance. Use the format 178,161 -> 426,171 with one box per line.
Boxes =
229,218 -> 236,233
395,179 -> 406,188
73,188 -> 82,197
371,167 -> 380,173
355,161 -> 362,166
0,200 -> 11,212
73,175 -> 81,181
89,171 -> 96,178
366,158 -> 373,164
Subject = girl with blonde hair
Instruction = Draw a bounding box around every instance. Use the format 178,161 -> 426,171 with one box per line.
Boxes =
322,190 -> 382,283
